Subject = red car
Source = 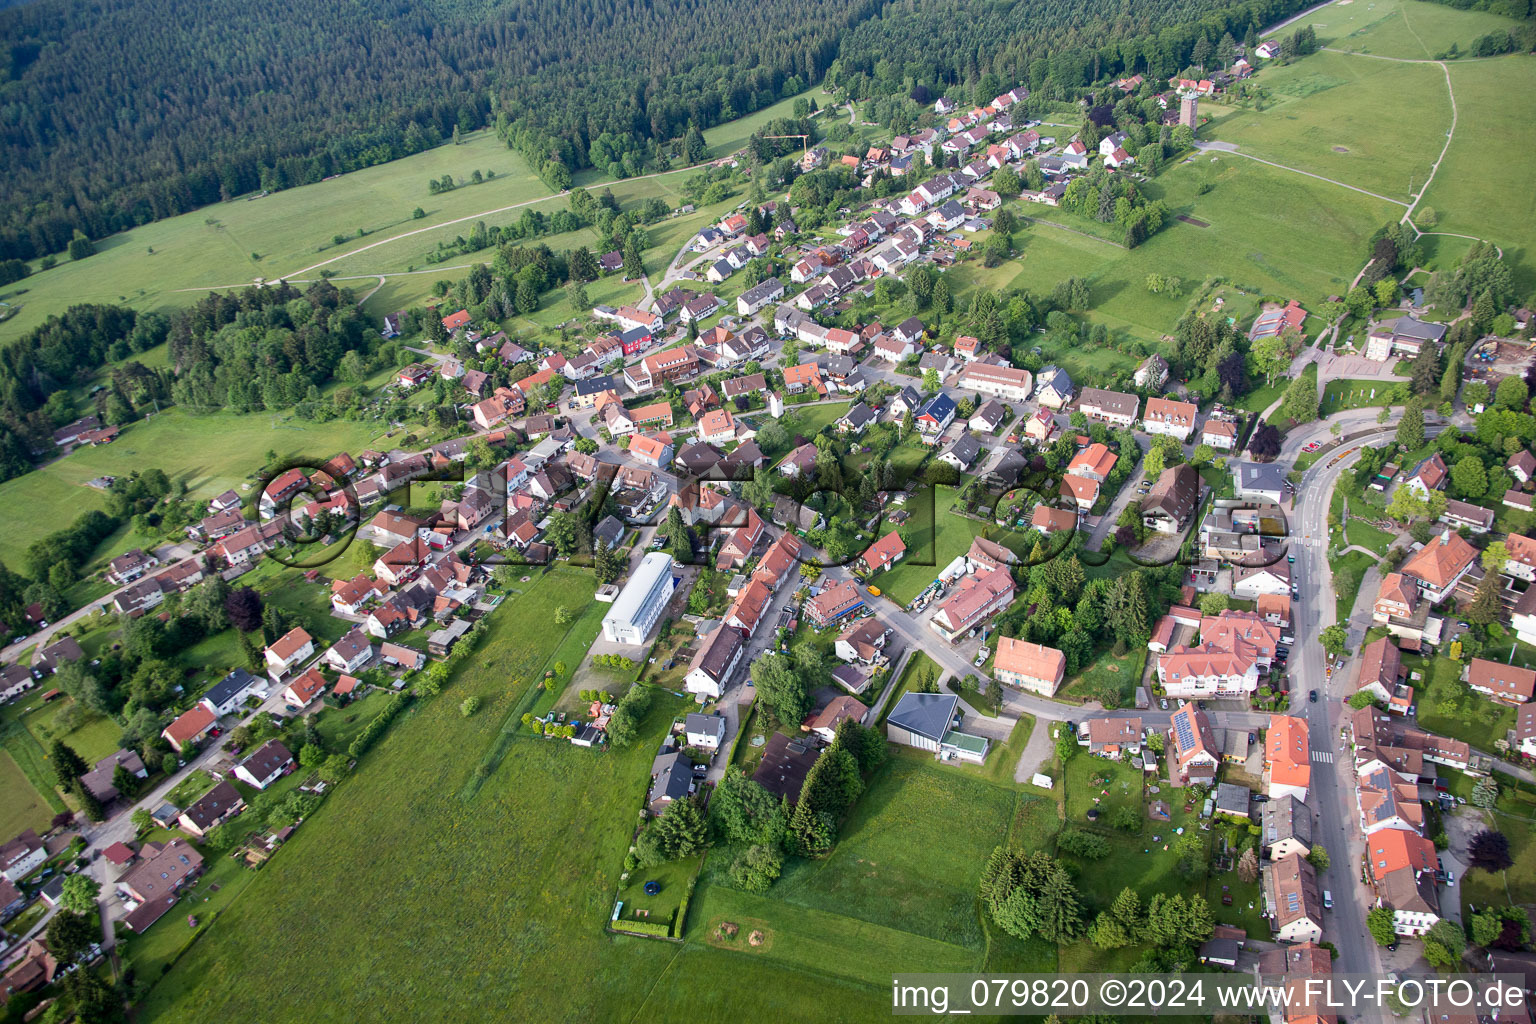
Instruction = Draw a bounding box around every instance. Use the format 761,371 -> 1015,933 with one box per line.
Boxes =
1301,441 -> 1322,453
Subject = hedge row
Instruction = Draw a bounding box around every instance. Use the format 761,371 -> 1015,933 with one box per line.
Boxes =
348,691 -> 413,758
612,918 -> 672,938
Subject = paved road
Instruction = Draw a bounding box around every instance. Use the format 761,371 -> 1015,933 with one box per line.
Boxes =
1291,430 -> 1384,982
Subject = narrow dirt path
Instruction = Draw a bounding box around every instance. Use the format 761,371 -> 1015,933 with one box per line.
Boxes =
1194,142 -> 1410,206
1402,61 -> 1457,228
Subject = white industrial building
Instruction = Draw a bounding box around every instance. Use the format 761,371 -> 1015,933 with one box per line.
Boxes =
601,552 -> 678,644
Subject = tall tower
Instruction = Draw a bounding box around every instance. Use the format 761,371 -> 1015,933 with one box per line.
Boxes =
1179,92 -> 1199,131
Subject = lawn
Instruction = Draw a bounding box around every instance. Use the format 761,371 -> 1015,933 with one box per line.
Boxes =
700,85 -> 838,163
1273,0 -> 1530,61
1416,56 -> 1536,297
1344,517 -> 1397,557
1331,548 -> 1378,622
0,749 -> 54,839
1409,654 -> 1515,750
1063,753 -> 1142,826
140,570 -> 722,1024
1059,646 -> 1147,709
768,757 -> 1017,947
1205,49 -> 1451,203
690,753 -> 1029,985
24,699 -> 124,764
1323,378 -> 1397,413
953,152 -> 1394,354
0,407 -> 402,569
873,486 -> 1030,607
0,130 -> 553,340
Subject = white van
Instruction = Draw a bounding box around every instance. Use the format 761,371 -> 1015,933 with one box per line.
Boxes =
1323,890 -> 1334,909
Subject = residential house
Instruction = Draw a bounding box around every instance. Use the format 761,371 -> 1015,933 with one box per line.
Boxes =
1201,418 -> 1238,450
1034,367 -> 1075,409
1080,716 -> 1143,758
323,629 -> 375,674
993,638 -> 1066,697
939,433 -> 982,471
835,618 -> 891,665
1078,387 -> 1139,427
1170,704 -> 1221,783
805,580 -> 864,628
684,713 -> 728,751
160,705 -> 216,752
1141,464 -> 1201,534
685,626 -> 745,699
1142,396 -> 1198,441
1365,315 -> 1448,361
1262,795 -> 1313,861
1400,529 -> 1477,603
118,839 -> 205,933
263,627 -> 314,679
1440,498 -> 1494,534
859,531 -> 907,575
1134,354 -> 1170,390
1405,453 -> 1449,497
199,668 -> 263,717
282,666 -> 328,708
1466,658 -> 1536,704
969,399 -> 1006,434
177,781 -> 245,837
915,393 -> 957,438
1265,852 -> 1324,943
629,433 -> 674,469
957,363 -> 1034,402
1355,638 -> 1406,704
233,740 -> 294,790
930,566 -> 1015,642
1266,715 -> 1311,801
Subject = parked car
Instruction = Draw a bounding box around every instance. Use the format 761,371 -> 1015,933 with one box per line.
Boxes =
1159,698 -> 1169,710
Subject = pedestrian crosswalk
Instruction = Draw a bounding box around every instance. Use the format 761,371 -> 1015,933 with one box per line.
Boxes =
1311,749 -> 1335,764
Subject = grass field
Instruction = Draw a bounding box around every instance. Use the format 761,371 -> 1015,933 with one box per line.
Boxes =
0,749 -> 53,839
1274,0 -> 1528,60
1416,56 -> 1536,296
24,699 -> 124,764
874,487 -> 1031,606
1409,653 -> 1516,749
952,152 -> 1395,356
0,132 -> 554,340
1323,378 -> 1396,412
1208,51 -> 1449,203
0,408 -> 402,569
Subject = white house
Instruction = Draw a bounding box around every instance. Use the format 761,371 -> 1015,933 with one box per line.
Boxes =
684,713 -> 728,751
685,625 -> 744,699
322,629 -> 375,674
232,740 -> 294,790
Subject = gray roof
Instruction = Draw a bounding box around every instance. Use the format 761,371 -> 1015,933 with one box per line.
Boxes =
1238,461 -> 1288,493
1037,366 -> 1073,395
1263,794 -> 1312,848
202,668 -> 260,708
1215,782 -> 1250,814
944,433 -> 982,466
650,752 -> 693,802
1388,315 -> 1448,343
842,403 -> 876,428
685,713 -> 727,742
887,691 -> 959,743
593,515 -> 625,550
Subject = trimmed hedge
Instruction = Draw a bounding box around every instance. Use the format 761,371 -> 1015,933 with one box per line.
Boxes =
612,918 -> 671,938
347,691 -> 413,758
